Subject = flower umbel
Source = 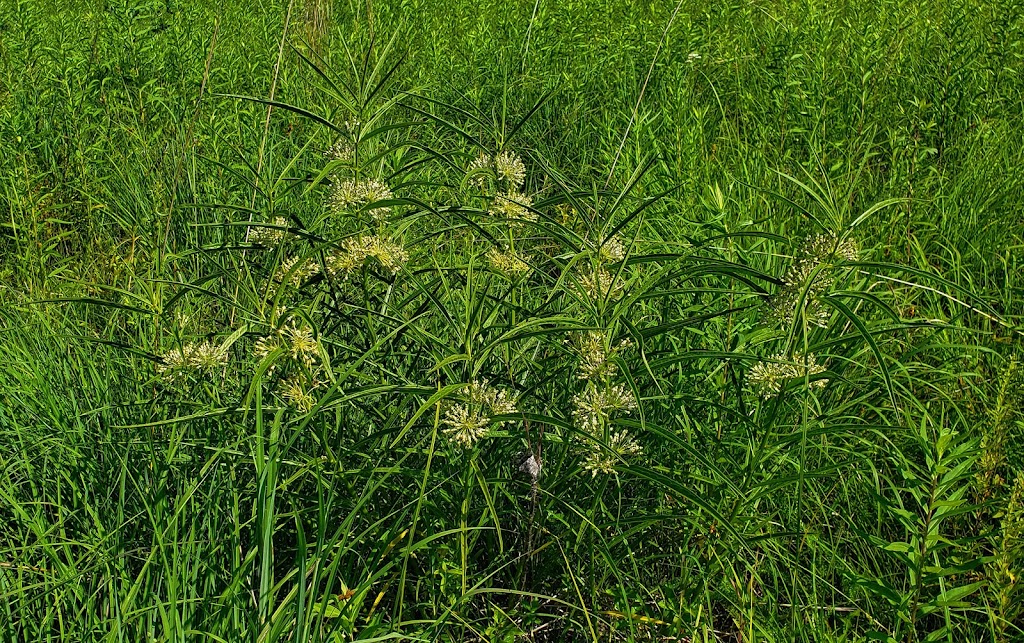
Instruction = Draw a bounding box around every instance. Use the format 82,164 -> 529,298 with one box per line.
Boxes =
157,341 -> 227,382
325,138 -> 354,163
254,320 -> 319,373
325,236 -> 408,276
766,233 -> 858,328
253,334 -> 281,371
466,380 -> 517,417
572,383 -> 637,434
442,380 -> 518,449
748,352 -> 827,397
284,322 -> 319,368
490,190 -> 536,223
782,233 -> 852,287
468,150 -> 526,190
581,430 -> 642,476
327,178 -> 394,219
280,375 -> 318,412
486,247 -> 530,275
594,234 -> 626,264
249,217 -> 288,246
494,150 -> 526,189
570,330 -> 632,380
276,256 -> 320,286
442,405 -> 490,449
576,267 -> 624,300
466,152 -> 492,189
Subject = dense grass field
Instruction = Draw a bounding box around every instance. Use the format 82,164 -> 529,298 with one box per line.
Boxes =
2,0 -> 1023,640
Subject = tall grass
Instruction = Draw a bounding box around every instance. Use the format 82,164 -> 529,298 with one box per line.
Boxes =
1,1 -> 1023,641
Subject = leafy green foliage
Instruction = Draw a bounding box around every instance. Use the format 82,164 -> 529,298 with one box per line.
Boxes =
1,1 -> 1023,641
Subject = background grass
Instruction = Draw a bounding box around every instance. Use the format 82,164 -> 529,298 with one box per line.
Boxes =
1,0 -> 1023,641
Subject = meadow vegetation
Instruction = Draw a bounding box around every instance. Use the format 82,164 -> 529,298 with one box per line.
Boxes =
1,0 -> 1024,640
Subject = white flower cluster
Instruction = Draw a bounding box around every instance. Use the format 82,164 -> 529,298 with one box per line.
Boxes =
748,352 -> 827,397
157,341 -> 227,383
254,320 -> 320,373
581,430 -> 642,477
466,152 -> 492,189
767,233 -> 858,328
325,138 -> 354,163
570,330 -> 632,380
567,324 -> 642,475
442,380 -> 518,449
327,178 -> 394,219
489,190 -> 536,224
248,216 -> 288,247
593,234 -> 626,264
467,149 -> 526,191
576,267 -> 624,301
572,383 -> 638,434
468,150 -> 538,227
486,247 -> 530,275
253,319 -> 325,413
275,256 -> 320,286
325,236 -> 408,277
494,150 -> 526,188
782,234 -> 858,287
279,374 -> 322,413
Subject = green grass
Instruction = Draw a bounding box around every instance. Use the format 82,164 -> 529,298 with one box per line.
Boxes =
1,0 -> 1023,641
